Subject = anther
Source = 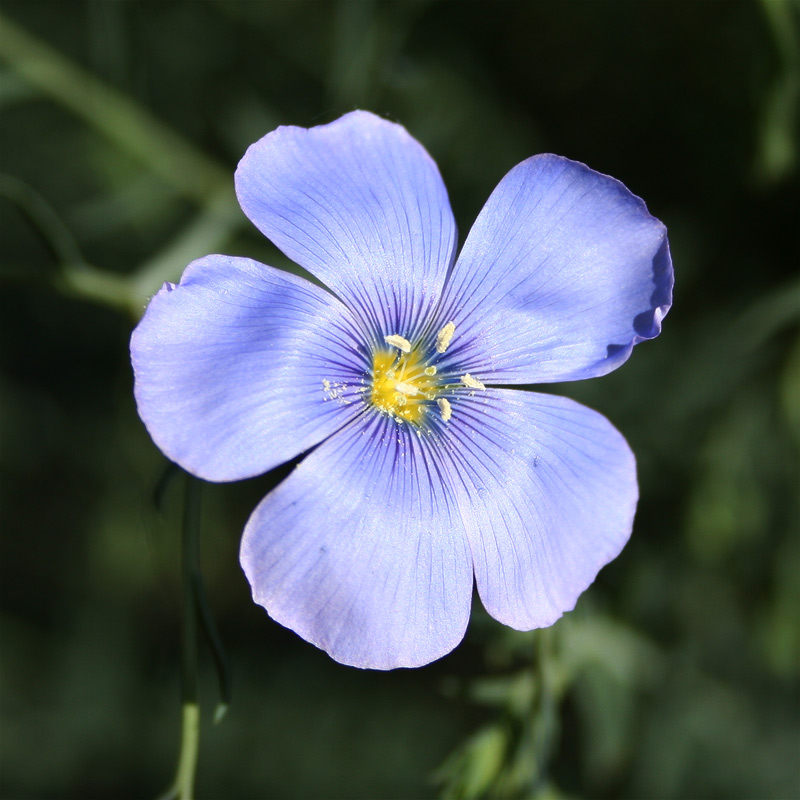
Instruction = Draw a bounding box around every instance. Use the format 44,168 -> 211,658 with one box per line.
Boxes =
384,334 -> 411,353
437,398 -> 452,422
460,373 -> 485,390
435,322 -> 455,353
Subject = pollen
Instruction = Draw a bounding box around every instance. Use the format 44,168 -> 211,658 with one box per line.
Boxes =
460,373 -> 485,390
384,334 -> 412,353
435,322 -> 456,353
437,398 -> 452,422
322,378 -> 353,404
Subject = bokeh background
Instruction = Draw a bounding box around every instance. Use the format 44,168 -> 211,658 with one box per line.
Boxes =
1,1 -> 798,798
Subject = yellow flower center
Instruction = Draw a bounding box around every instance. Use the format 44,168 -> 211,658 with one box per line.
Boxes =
370,348 -> 440,425
353,323 -> 485,427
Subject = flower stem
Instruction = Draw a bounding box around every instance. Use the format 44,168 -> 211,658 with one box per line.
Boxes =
158,474 -> 203,800
181,476 -> 202,705
0,12 -> 228,204
172,703 -> 200,800
178,476 -> 202,800
0,13 -> 242,317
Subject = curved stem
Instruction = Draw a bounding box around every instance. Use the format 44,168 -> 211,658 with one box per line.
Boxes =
0,12 -> 228,204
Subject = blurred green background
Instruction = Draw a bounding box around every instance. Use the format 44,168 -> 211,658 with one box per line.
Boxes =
1,1 -> 798,798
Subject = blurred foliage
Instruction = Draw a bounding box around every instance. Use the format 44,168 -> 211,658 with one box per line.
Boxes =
1,1 -> 798,798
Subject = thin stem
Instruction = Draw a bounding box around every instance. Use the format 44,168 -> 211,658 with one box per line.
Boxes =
531,628 -> 557,794
158,475 -> 203,800
0,12 -> 229,205
130,185 -> 241,312
0,15 -> 244,318
174,704 -> 200,800
192,568 -> 232,715
181,476 -> 202,707
0,174 -> 85,267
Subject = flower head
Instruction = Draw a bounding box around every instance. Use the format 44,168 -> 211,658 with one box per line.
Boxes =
131,111 -> 673,670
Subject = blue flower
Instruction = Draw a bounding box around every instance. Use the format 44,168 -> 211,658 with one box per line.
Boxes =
131,111 -> 672,670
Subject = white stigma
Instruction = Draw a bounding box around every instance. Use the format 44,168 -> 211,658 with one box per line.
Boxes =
384,334 -> 411,353
393,381 -> 419,397
460,373 -> 485,390
437,398 -> 452,422
435,321 -> 456,353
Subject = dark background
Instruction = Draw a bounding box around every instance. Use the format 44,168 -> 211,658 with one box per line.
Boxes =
1,1 -> 798,798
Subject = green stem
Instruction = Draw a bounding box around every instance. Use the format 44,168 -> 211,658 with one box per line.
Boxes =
129,185 -> 241,312
157,475 -> 203,800
174,703 -> 200,800
0,12 -> 229,205
181,477 -> 202,708
0,174 -> 84,267
0,14 -> 244,318
531,628 -> 557,793
177,476 -> 203,800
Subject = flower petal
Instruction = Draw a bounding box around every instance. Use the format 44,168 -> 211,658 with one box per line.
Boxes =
442,388 -> 637,629
131,255 -> 365,482
436,155 -> 672,383
235,110 -> 457,341
240,414 -> 474,670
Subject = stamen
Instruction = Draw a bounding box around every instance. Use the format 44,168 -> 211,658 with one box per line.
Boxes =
437,398 -> 452,422
460,373 -> 485,390
435,322 -> 456,353
384,334 -> 411,353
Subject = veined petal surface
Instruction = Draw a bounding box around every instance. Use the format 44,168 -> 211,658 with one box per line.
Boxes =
236,110 -> 457,341
240,414 -> 474,670
131,255 -> 365,483
441,389 -> 637,628
436,154 -> 672,384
